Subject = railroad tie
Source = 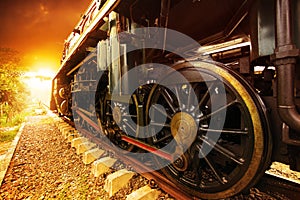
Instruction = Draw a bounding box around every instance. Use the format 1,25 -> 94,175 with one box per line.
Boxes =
104,169 -> 135,197
76,141 -> 96,155
91,157 -> 117,177
126,185 -> 161,200
62,127 -> 76,138
71,137 -> 88,148
67,130 -> 80,143
82,148 -> 105,165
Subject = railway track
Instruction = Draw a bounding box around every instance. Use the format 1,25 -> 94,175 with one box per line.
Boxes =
58,112 -> 300,200
60,115 -> 192,199
80,128 -> 193,199
255,173 -> 300,200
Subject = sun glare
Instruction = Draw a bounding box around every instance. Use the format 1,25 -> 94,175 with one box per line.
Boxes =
37,69 -> 56,78
23,68 -> 56,106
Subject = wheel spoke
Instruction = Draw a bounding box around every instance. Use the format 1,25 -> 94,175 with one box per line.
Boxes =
198,148 -> 227,185
151,122 -> 170,128
152,132 -> 172,144
123,119 -> 136,133
199,127 -> 248,135
194,82 -> 215,115
199,99 -> 238,121
151,104 -> 172,120
200,136 -> 245,165
159,87 -> 177,114
123,114 -> 137,118
187,84 -> 193,110
174,85 -> 182,109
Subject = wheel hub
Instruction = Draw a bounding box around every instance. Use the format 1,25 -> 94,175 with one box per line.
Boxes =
173,154 -> 189,172
113,106 -> 122,124
171,112 -> 197,149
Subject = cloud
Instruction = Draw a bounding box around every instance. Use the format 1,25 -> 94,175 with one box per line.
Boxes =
0,0 -> 91,70
0,0 -> 90,49
40,3 -> 49,15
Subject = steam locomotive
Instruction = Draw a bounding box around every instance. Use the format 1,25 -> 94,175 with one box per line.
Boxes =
51,0 -> 300,198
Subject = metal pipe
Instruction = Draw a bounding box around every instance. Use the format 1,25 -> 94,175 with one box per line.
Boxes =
109,11 -> 121,95
282,123 -> 300,145
275,0 -> 300,131
276,0 -> 293,47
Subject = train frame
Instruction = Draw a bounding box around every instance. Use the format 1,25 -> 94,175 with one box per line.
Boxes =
51,0 -> 300,198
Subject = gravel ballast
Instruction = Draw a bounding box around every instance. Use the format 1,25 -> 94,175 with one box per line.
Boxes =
0,115 -> 148,199
1,112 -> 299,199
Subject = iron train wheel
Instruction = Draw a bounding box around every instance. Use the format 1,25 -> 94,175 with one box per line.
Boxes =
145,61 -> 271,199
95,74 -> 138,151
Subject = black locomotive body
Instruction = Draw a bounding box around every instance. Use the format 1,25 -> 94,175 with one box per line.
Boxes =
51,0 -> 300,198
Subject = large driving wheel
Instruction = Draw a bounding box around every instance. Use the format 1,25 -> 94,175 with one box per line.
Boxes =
95,72 -> 139,151
146,60 -> 272,199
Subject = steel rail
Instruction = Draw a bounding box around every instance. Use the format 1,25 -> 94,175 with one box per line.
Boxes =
76,127 -> 195,200
60,113 -> 193,198
59,112 -> 300,200
256,173 -> 300,200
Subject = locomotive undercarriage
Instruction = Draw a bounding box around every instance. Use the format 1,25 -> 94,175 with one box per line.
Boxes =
66,51 -> 272,198
51,0 -> 300,199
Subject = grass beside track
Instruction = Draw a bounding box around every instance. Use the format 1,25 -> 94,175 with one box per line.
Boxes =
0,127 -> 20,143
0,103 -> 46,143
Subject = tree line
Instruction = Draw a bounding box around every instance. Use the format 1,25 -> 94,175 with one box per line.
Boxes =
0,47 -> 29,125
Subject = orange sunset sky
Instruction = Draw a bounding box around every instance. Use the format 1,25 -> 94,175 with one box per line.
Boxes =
0,0 -> 91,73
